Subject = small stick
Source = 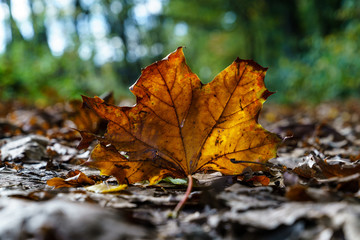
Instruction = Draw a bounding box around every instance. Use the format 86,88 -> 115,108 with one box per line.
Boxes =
230,158 -> 286,170
171,175 -> 193,218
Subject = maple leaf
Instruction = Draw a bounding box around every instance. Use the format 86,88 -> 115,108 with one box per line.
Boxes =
81,47 -> 281,185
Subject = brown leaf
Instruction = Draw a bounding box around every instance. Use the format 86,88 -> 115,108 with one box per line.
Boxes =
250,175 -> 271,186
335,173 -> 360,193
316,158 -> 360,178
47,170 -> 95,188
76,130 -> 96,150
293,152 -> 360,180
68,92 -> 114,133
285,185 -> 315,202
81,47 -> 281,184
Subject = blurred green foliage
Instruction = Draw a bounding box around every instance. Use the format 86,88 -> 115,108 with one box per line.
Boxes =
164,0 -> 360,103
0,0 -> 359,104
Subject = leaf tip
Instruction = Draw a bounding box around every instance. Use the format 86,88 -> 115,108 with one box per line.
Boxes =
234,57 -> 241,63
162,46 -> 185,61
81,95 -> 91,102
81,95 -> 99,109
77,130 -> 96,150
234,58 -> 268,73
261,90 -> 276,100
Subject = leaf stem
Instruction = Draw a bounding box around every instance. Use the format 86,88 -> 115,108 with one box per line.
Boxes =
172,175 -> 193,218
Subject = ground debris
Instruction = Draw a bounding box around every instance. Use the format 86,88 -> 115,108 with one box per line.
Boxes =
0,198 -> 150,240
1,135 -> 49,161
1,100 -> 360,239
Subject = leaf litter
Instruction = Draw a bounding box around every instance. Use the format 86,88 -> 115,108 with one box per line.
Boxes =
1,49 -> 360,239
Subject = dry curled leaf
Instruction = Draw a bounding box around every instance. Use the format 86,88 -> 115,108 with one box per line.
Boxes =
316,158 -> 360,178
81,47 -> 280,184
292,152 -> 360,179
47,170 -> 95,188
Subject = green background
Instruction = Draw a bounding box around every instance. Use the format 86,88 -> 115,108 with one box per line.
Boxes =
0,0 -> 359,105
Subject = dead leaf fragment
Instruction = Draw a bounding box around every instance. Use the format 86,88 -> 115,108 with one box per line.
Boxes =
86,182 -> 127,193
82,47 -> 280,184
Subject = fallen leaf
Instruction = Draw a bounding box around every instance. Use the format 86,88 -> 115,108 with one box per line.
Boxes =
292,152 -> 360,179
81,47 -> 280,184
249,175 -> 271,186
335,174 -> 360,193
47,170 -> 95,188
316,157 -> 360,178
86,182 -> 127,193
285,185 -> 315,202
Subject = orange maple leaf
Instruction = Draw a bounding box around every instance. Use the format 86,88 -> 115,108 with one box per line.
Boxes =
81,47 -> 281,185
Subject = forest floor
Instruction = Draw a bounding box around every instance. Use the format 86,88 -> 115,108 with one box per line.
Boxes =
1,99 -> 360,240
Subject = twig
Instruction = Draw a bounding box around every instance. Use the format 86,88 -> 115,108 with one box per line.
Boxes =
230,158 -> 286,171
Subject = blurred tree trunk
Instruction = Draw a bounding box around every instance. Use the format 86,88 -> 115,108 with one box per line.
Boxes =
5,0 -> 24,46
